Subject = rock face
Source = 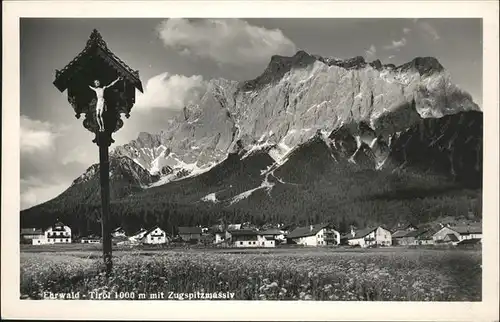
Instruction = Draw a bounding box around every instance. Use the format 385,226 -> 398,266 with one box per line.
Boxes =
71,156 -> 158,189
112,51 -> 479,179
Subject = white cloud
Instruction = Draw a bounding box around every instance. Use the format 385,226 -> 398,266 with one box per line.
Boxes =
416,21 -> 440,41
20,115 -> 59,153
383,37 -> 407,51
156,18 -> 297,66
134,73 -> 207,111
62,147 -> 97,166
365,44 -> 377,60
20,177 -> 68,210
388,55 -> 395,60
403,27 -> 411,34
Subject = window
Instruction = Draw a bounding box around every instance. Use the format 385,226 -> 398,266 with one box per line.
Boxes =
240,242 -> 243,245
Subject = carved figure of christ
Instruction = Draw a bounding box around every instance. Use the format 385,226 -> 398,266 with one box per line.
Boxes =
89,77 -> 122,132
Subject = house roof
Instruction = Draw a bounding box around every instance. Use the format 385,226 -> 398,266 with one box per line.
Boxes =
450,224 -> 482,235
457,238 -> 481,245
133,228 -> 147,234
229,229 -> 259,236
347,227 -> 378,240
444,233 -> 459,242
390,222 -> 418,232
112,235 -> 129,242
53,29 -> 143,93
259,228 -> 283,236
391,230 -> 409,238
130,228 -> 147,237
145,226 -> 164,236
82,235 -> 101,240
403,229 -> 427,238
178,227 -> 202,234
417,230 -> 435,240
51,222 -> 68,231
287,223 -> 331,239
20,228 -> 43,235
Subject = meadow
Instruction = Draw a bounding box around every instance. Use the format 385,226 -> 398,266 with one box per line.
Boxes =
20,246 -> 481,301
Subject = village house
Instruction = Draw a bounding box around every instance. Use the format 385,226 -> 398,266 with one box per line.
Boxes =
44,221 -> 72,244
209,223 -> 245,244
20,228 -> 45,245
397,229 -> 428,246
200,233 -> 214,245
416,230 -> 435,245
228,230 -> 275,248
449,224 -> 482,240
178,226 -> 203,243
113,235 -> 131,246
456,238 -> 481,248
227,223 -> 243,231
391,223 -> 418,232
259,228 -> 287,243
141,226 -> 168,245
391,223 -> 420,245
433,223 -> 482,245
111,227 -> 127,238
391,230 -> 408,246
344,226 -> 392,248
129,228 -> 148,243
287,224 -> 340,246
213,228 -> 226,244
80,235 -> 101,244
439,233 -> 460,245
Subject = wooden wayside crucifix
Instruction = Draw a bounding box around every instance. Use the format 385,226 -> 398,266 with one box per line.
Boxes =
53,29 -> 143,276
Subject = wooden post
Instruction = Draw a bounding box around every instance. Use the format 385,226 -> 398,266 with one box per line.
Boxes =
98,132 -> 112,276
53,29 -> 143,276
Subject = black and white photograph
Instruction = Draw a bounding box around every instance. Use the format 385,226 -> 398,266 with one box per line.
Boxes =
2,1 -> 499,321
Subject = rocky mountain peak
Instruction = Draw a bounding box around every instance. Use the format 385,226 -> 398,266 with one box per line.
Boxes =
240,50 -> 316,91
136,131 -> 161,148
108,49 -> 478,182
396,57 -> 444,76
369,59 -> 383,70
240,51 -> 447,94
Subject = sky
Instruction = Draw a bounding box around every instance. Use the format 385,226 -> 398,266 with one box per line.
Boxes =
19,18 -> 483,210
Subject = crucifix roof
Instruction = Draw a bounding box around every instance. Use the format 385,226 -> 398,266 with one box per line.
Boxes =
53,29 -> 143,93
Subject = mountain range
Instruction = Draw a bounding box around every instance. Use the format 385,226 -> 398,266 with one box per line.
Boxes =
21,51 -> 482,236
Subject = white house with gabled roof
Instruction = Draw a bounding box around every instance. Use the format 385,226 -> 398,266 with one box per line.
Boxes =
343,226 -> 392,247
433,224 -> 482,244
287,224 -> 340,246
44,221 -> 72,244
141,226 -> 168,245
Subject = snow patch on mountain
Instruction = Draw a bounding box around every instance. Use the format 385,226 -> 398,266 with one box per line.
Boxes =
228,175 -> 274,205
241,140 -> 273,159
201,192 -> 219,203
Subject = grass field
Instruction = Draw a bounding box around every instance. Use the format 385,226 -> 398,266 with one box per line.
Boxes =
20,246 -> 481,301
